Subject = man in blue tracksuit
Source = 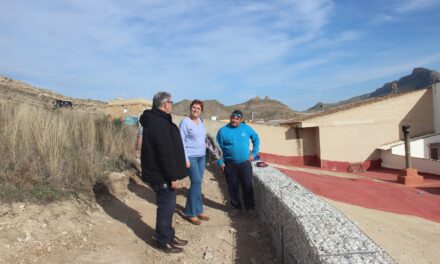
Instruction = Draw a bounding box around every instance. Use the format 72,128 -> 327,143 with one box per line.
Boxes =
216,110 -> 260,216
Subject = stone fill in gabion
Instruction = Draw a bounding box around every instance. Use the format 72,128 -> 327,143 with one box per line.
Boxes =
320,253 -> 396,264
252,163 -> 396,264
296,214 -> 380,255
281,189 -> 337,217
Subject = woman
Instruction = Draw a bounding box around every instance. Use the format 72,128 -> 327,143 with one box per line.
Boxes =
179,99 -> 209,225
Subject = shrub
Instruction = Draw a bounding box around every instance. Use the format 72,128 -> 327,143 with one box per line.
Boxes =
0,101 -> 137,202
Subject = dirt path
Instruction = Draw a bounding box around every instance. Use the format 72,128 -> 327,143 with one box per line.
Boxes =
326,199 -> 440,264
0,166 -> 278,264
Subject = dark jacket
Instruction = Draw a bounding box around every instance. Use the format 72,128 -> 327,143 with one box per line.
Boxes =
139,107 -> 187,185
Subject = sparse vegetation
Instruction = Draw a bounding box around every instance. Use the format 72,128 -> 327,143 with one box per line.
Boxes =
0,101 -> 137,202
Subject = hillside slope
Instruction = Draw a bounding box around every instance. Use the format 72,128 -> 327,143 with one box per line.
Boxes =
173,99 -> 232,120
0,76 -> 106,113
230,96 -> 306,121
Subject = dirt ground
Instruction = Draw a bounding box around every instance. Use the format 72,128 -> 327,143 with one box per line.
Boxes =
0,165 -> 278,264
326,199 -> 440,264
1,165 -> 440,264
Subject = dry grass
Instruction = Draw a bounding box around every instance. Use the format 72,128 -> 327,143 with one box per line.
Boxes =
0,101 -> 137,202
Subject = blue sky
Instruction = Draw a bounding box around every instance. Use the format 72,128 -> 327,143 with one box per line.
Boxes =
1,0 -> 439,111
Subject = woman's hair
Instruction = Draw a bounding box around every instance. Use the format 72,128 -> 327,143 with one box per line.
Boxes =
190,99 -> 204,112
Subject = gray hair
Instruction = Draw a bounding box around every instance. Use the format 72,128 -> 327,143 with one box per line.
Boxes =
152,92 -> 172,108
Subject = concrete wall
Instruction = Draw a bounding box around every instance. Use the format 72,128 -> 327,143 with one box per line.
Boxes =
251,122 -> 303,156
306,89 -> 434,163
253,164 -> 396,263
391,134 -> 440,159
381,149 -> 440,175
433,83 -> 440,133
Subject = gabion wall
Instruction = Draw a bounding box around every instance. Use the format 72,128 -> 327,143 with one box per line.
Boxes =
252,164 -> 396,264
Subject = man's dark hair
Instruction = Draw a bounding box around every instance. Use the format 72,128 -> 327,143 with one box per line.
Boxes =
190,99 -> 204,112
231,109 -> 243,118
152,92 -> 171,108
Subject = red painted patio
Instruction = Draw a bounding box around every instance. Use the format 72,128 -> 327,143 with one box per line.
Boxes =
276,166 -> 440,223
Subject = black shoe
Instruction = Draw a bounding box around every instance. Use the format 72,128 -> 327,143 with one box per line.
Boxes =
229,208 -> 241,217
171,236 -> 188,247
156,241 -> 184,253
246,209 -> 257,218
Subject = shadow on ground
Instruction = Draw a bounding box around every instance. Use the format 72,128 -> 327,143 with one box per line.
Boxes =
95,161 -> 276,262
175,185 -> 228,213
93,182 -> 156,248
204,162 -> 277,263
127,177 -> 156,203
417,186 -> 440,195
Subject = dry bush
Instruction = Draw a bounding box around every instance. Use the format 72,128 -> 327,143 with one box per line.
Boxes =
0,101 -> 137,202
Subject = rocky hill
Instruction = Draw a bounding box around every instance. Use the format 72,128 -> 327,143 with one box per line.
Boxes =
0,76 -> 106,113
174,96 -> 305,121
307,67 -> 440,112
173,99 -> 232,120
230,96 -> 306,121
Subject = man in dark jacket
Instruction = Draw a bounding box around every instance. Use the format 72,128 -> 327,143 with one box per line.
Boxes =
139,91 -> 188,253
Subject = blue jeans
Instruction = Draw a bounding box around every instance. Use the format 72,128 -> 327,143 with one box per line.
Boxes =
183,156 -> 206,217
151,184 -> 176,246
224,160 -> 255,210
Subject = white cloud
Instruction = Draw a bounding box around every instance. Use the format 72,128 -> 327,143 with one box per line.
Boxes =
306,53 -> 440,94
395,0 -> 440,13
369,0 -> 439,25
369,13 -> 398,25
0,0 -> 439,110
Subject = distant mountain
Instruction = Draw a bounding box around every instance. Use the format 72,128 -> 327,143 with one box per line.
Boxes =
173,99 -> 232,120
307,67 -> 440,112
174,96 -> 306,121
230,96 -> 306,121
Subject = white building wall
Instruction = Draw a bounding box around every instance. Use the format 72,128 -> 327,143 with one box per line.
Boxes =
392,84 -> 440,158
434,83 -> 440,132
422,135 -> 440,158
381,150 -> 440,175
391,134 -> 440,159
392,138 -> 426,158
